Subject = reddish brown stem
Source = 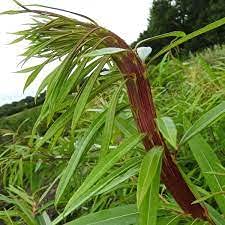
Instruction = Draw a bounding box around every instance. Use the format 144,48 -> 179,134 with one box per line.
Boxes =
100,31 -> 209,220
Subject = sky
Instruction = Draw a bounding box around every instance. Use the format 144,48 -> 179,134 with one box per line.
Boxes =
0,0 -> 151,106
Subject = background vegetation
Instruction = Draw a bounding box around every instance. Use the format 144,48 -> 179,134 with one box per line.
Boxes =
135,0 -> 225,55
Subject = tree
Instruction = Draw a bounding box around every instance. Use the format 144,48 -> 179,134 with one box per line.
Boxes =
135,0 -> 225,54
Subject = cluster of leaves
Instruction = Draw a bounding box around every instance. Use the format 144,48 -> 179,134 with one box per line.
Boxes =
1,2 -> 225,225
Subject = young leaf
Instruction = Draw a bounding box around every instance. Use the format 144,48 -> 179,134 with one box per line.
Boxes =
136,47 -> 152,62
180,101 -> 225,145
156,117 -> 177,149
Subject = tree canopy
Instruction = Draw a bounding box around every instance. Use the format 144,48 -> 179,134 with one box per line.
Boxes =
135,0 -> 225,54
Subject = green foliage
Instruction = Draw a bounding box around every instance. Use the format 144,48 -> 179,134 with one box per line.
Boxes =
136,0 -> 225,54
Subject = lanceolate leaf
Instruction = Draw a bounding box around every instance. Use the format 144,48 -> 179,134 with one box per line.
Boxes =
139,170 -> 161,225
100,82 -> 124,158
36,211 -> 52,225
63,134 -> 143,220
71,57 -> 109,133
206,204 -> 225,225
53,158 -> 140,225
135,31 -> 186,48
55,111 -> 106,204
137,146 -> 163,208
156,117 -> 177,149
138,147 -> 163,225
149,17 -> 225,63
35,105 -> 74,149
180,101 -> 225,145
23,58 -> 51,92
188,132 -> 225,214
63,205 -> 138,225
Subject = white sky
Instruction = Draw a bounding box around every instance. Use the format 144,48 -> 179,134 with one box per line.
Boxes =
0,0 -> 151,106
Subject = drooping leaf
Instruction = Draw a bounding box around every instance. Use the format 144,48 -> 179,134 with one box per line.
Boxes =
100,82 -> 124,158
71,57 -> 108,133
135,31 -> 186,48
62,134 -> 143,221
55,111 -> 106,204
23,59 -> 50,92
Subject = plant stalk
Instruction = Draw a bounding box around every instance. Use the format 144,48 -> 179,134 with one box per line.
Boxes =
101,31 -> 209,220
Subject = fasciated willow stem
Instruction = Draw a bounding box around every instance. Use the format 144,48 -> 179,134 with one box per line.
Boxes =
99,30 -> 209,220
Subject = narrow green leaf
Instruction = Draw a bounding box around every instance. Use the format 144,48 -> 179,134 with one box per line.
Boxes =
149,17 -> 225,63
55,111 -> 106,204
97,160 -> 140,195
137,146 -> 163,208
206,204 -> 225,225
53,158 -> 139,225
84,47 -> 127,58
188,132 -> 225,214
138,147 -> 163,225
156,117 -> 177,149
23,59 -> 50,92
8,186 -> 33,206
180,101 -> 225,145
36,211 -> 52,225
192,191 -> 225,204
64,134 -> 143,219
100,82 -> 124,158
35,105 -> 74,149
135,31 -> 186,48
63,205 -> 138,225
9,36 -> 25,44
15,65 -> 40,74
71,57 -> 108,133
